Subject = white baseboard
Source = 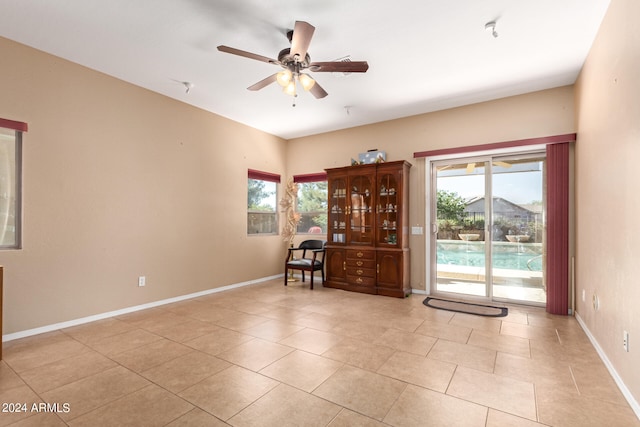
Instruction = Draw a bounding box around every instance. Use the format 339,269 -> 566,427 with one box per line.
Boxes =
2,274 -> 282,343
575,312 -> 640,420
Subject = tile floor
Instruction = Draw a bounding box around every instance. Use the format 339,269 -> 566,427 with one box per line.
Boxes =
1,279 -> 638,426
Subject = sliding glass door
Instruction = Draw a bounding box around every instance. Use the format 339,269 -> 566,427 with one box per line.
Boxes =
432,152 -> 546,305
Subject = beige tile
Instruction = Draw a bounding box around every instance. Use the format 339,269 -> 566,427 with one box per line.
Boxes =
0,384 -> 43,426
0,361 -> 27,393
259,349 -> 343,392
119,310 -> 193,333
3,333 -> 90,373
4,411 -> 68,426
427,339 -> 497,373
408,305 -> 456,323
570,363 -> 629,405
165,408 -> 228,427
216,338 -> 294,371
88,329 -> 162,356
67,384 -> 193,427
62,318 -> 136,344
184,327 -> 254,355
449,312 -> 502,333
330,319 -> 390,342
41,366 -> 150,422
229,383 -> 341,427
148,318 -> 220,342
109,338 -> 192,373
537,393 -> 640,426
447,366 -> 537,421
292,311 -> 342,331
467,329 -> 531,358
384,384 -> 488,427
179,365 -> 278,421
278,328 -> 343,354
486,409 -> 547,426
242,318 -> 306,341
415,319 -> 472,343
494,351 -> 576,390
377,351 -> 456,393
141,350 -> 231,393
214,311 -> 270,331
374,328 -> 437,356
187,306 -> 239,323
161,299 -> 211,317
313,365 -> 406,421
19,350 -> 117,393
328,408 -> 388,426
321,338 -> 395,371
500,321 -> 560,341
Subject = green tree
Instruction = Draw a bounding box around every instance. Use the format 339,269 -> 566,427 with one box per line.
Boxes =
297,182 -> 328,228
437,190 -> 466,221
248,179 -> 274,210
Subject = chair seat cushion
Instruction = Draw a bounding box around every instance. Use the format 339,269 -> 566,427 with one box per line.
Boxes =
287,259 -> 321,268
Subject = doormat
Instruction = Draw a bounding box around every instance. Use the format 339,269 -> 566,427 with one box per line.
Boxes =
423,297 -> 508,317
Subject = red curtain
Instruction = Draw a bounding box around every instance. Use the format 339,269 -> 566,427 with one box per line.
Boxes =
247,169 -> 280,183
0,118 -> 28,132
293,172 -> 327,183
546,142 -> 570,314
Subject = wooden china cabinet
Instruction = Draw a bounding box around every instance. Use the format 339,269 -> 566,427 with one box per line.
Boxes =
324,160 -> 411,297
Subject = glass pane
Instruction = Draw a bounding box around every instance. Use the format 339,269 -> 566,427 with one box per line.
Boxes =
435,161 -> 487,297
491,157 -> 546,303
296,181 -> 327,234
329,177 -> 347,243
0,128 -> 18,247
247,179 -> 277,234
377,173 -> 399,246
348,175 -> 373,245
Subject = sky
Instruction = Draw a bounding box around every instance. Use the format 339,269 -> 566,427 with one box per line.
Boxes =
438,169 -> 543,205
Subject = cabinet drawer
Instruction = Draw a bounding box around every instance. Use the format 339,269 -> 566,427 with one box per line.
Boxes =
346,249 -> 375,260
347,275 -> 376,287
346,258 -> 376,269
346,267 -> 375,278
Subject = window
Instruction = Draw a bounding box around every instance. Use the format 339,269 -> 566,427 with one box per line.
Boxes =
247,169 -> 279,235
0,118 -> 26,249
294,173 -> 327,235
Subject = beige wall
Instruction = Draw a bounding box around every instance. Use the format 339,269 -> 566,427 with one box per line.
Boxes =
574,0 -> 640,405
0,37 -> 287,334
288,87 -> 575,292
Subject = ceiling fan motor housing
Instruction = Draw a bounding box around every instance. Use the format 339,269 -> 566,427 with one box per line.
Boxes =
278,48 -> 311,70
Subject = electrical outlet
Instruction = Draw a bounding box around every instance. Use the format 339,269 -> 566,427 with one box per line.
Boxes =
138,276 -> 146,287
623,331 -> 629,352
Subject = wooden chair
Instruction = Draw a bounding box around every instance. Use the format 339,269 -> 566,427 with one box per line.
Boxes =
284,240 -> 326,289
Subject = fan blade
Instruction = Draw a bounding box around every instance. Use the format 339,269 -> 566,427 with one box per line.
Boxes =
217,45 -> 278,64
309,80 -> 328,99
308,61 -> 369,73
290,21 -> 315,60
247,74 -> 278,91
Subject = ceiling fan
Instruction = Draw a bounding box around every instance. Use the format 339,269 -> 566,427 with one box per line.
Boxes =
217,21 -> 369,103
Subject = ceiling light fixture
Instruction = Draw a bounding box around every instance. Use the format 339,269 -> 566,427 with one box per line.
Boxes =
485,21 -> 498,38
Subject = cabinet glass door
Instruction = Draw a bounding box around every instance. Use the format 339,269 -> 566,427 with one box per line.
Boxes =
377,172 -> 399,247
329,176 -> 347,244
348,174 -> 374,245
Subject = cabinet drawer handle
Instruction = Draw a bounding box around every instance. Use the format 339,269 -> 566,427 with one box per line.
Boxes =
343,262 -> 346,271
377,264 -> 380,274
356,269 -> 363,275
357,252 -> 363,258
356,277 -> 363,284
356,261 -> 363,266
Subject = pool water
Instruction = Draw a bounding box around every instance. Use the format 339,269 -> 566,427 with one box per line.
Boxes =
437,248 -> 542,271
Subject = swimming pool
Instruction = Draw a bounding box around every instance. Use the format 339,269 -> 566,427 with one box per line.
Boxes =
436,241 -> 543,271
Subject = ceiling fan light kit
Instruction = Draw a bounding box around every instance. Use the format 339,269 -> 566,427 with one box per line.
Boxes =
217,20 -> 369,104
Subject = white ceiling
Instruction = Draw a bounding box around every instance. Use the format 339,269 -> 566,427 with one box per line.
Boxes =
0,0 -> 610,140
